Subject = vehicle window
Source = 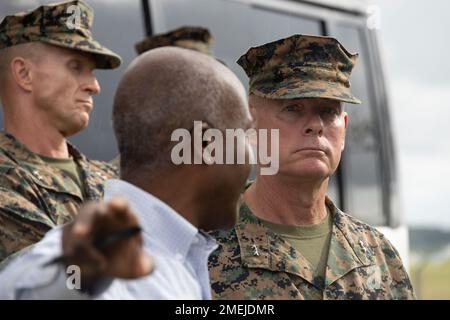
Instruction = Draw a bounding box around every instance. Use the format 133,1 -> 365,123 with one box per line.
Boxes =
152,0 -> 322,87
329,24 -> 385,225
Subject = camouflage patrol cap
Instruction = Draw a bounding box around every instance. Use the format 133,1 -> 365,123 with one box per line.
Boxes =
237,34 -> 361,104
135,26 -> 214,56
0,0 -> 122,69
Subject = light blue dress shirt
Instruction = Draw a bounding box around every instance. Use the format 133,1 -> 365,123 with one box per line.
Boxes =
0,179 -> 218,299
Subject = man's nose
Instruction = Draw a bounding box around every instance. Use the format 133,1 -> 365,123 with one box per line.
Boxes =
303,113 -> 324,136
83,73 -> 101,96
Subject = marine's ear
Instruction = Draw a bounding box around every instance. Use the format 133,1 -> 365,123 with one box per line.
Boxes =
10,56 -> 34,92
341,112 -> 348,151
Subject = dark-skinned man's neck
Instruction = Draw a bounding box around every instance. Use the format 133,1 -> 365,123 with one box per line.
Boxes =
243,173 -> 329,226
123,169 -> 205,230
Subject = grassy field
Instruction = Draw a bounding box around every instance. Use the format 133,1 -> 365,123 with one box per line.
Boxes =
410,259 -> 450,299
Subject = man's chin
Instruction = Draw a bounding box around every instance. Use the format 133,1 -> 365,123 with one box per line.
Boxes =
279,164 -> 331,180
61,119 -> 89,137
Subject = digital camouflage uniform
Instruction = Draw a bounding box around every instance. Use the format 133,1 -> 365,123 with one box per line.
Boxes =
209,199 -> 415,300
0,0 -> 121,263
0,133 -> 118,263
236,34 -> 361,103
0,132 -> 117,261
208,35 -> 415,299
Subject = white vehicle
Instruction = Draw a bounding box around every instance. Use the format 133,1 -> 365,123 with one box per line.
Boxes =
0,0 -> 409,266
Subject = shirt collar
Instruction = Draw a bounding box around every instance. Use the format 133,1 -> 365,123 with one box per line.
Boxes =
103,179 -> 215,261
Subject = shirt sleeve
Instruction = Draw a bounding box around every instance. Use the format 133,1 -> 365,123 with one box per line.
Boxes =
0,226 -> 107,300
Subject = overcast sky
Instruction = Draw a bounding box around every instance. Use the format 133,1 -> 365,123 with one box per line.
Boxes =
376,0 -> 450,229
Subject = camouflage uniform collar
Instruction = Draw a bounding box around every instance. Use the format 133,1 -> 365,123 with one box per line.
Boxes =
236,202 -> 320,287
235,197 -> 374,289
0,131 -> 87,199
323,198 -> 374,286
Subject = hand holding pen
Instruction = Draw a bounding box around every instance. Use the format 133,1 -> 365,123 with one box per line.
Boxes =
56,198 -> 154,291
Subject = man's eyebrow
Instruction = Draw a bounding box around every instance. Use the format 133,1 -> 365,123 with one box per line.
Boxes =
66,54 -> 96,69
320,100 -> 341,108
284,100 -> 305,106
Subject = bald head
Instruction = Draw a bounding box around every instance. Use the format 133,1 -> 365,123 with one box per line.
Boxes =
113,47 -> 249,177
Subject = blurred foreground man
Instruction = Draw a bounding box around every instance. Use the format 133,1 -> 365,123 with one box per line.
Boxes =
0,0 -> 121,263
0,46 -> 253,299
209,35 -> 415,300
110,26 -> 216,168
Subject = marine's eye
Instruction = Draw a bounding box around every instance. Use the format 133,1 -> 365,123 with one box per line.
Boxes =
284,104 -> 302,112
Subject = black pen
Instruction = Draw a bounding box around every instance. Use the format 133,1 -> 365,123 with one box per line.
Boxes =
43,225 -> 142,267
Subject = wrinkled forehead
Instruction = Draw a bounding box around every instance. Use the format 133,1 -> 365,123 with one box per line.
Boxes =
284,98 -> 343,109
